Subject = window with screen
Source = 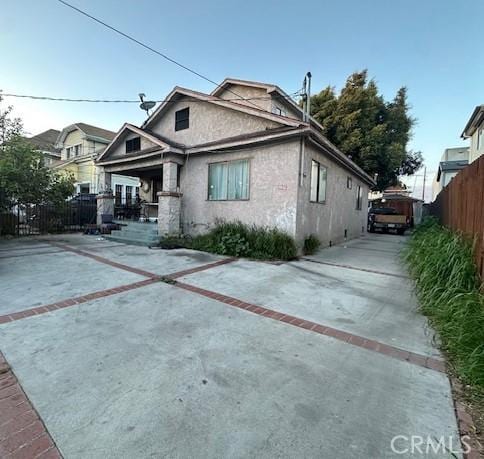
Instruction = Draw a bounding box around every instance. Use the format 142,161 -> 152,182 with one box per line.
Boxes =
126,137 -> 141,153
208,159 -> 249,201
310,160 -> 327,203
175,107 -> 189,131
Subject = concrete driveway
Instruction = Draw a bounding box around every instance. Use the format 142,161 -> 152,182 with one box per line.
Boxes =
0,233 -> 461,458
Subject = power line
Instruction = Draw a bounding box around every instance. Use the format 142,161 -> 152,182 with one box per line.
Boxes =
1,91 -> 302,104
55,0 -> 268,110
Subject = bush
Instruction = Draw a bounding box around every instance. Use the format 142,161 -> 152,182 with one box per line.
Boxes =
191,220 -> 297,260
303,234 -> 320,255
403,217 -> 484,386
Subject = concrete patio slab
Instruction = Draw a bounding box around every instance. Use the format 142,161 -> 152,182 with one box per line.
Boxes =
176,256 -> 439,357
0,281 -> 460,459
39,233 -> 227,276
0,247 -> 144,316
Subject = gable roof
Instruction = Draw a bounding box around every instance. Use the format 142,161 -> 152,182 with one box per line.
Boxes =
461,105 -> 484,138
141,86 -> 305,131
26,129 -> 61,154
96,123 -> 183,163
56,123 -> 116,146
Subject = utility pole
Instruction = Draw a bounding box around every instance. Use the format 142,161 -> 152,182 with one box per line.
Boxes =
422,166 -> 427,202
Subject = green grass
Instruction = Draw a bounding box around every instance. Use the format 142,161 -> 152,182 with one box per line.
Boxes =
403,217 -> 484,387
303,234 -> 321,255
190,220 -> 298,261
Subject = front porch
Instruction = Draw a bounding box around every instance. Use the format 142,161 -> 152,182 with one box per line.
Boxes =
96,150 -> 184,238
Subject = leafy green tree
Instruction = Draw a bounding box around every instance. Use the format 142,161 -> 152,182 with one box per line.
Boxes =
0,94 -> 23,148
0,137 -> 75,209
310,70 -> 422,190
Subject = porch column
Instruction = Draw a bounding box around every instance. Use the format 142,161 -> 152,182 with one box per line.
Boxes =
96,170 -> 114,225
158,162 -> 182,236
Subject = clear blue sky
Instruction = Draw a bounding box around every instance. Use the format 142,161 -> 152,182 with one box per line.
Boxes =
1,0 -> 483,197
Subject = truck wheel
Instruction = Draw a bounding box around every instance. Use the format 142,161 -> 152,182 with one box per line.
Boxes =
368,225 -> 375,233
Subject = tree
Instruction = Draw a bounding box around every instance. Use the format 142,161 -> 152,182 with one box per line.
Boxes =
309,71 -> 422,190
0,137 -> 75,209
0,94 -> 23,148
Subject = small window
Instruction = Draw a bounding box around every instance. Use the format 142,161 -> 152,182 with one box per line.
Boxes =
66,147 -> 71,159
208,159 -> 249,200
126,137 -> 141,153
135,186 -> 140,201
175,107 -> 190,131
79,183 -> 90,194
347,177 -> 352,189
74,145 -> 80,156
356,185 -> 363,210
310,160 -> 327,203
271,105 -> 287,117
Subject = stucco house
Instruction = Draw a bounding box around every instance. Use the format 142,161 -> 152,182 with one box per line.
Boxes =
461,104 -> 484,164
96,78 -> 374,248
53,123 -> 139,197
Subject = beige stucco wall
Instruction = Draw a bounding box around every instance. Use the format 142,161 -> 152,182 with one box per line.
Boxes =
151,96 -> 281,146
179,140 -> 300,237
108,131 -> 158,159
295,142 -> 369,247
217,84 -> 271,112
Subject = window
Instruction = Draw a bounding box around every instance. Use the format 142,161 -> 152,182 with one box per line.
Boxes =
135,186 -> 140,201
79,184 -> 90,194
74,145 -> 80,156
126,137 -> 141,153
478,128 -> 484,150
115,184 -> 123,205
126,186 -> 133,204
271,105 -> 287,117
356,185 -> 363,210
66,147 -> 72,159
208,159 -> 249,200
175,107 -> 190,131
310,160 -> 327,203
347,177 -> 352,189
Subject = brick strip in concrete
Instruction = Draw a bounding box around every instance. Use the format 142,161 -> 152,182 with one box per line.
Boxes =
0,353 -> 62,459
174,281 -> 445,373
0,252 -> 235,324
0,279 -> 159,325
301,257 -> 410,279
166,257 -> 237,279
47,241 -> 160,279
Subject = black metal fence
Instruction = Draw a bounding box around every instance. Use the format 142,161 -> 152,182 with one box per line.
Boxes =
0,199 -> 97,237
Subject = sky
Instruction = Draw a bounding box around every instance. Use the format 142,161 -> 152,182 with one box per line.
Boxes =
1,0 -> 483,200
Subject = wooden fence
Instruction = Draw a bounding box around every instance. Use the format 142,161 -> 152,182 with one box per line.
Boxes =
430,154 -> 484,279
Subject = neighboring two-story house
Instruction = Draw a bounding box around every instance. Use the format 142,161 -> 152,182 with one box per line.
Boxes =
25,129 -> 61,167
461,104 -> 484,163
53,123 -> 139,198
96,78 -> 374,248
432,146 -> 470,200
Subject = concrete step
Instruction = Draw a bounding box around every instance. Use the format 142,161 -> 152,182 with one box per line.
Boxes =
107,221 -> 160,247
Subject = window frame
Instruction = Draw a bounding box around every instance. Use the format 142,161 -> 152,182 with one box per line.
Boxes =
207,158 -> 250,201
125,137 -> 141,153
175,107 -> 190,131
115,184 -> 123,205
347,176 -> 352,189
310,159 -> 327,204
478,127 -> 484,151
356,185 -> 363,210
